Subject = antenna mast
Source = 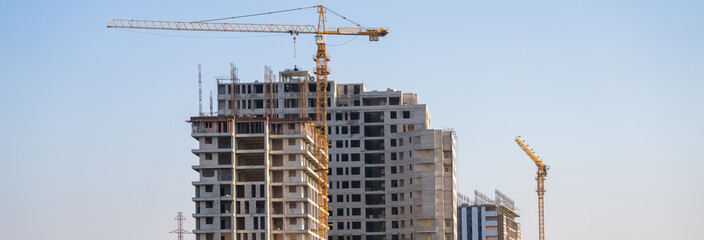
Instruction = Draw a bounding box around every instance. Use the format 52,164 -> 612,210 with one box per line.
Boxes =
230,63 -> 238,116
264,65 -> 275,119
169,212 -> 192,240
209,90 -> 214,116
198,64 -> 203,116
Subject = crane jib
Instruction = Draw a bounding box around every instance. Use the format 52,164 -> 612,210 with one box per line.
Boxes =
108,19 -> 388,37
515,136 -> 548,240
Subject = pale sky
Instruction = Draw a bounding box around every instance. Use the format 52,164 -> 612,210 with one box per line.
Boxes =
1,1 -> 702,240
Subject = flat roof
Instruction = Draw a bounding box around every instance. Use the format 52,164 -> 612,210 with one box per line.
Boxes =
187,115 -> 314,123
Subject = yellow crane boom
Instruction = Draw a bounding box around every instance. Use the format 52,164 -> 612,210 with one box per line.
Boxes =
515,136 -> 549,240
107,19 -> 388,37
108,5 -> 387,240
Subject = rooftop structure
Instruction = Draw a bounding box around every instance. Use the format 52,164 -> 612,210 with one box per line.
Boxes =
458,190 -> 521,240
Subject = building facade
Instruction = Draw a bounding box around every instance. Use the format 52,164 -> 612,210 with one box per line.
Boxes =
458,191 -> 521,240
212,69 -> 458,240
189,116 -> 326,240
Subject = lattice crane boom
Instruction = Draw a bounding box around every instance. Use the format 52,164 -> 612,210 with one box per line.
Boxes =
107,19 -> 388,37
109,6 -> 387,240
515,136 -> 549,240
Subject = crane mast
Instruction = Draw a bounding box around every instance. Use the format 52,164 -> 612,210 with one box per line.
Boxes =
108,5 -> 387,240
313,6 -> 331,238
515,136 -> 549,240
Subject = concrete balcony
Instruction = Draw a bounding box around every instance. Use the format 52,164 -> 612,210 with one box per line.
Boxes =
365,213 -> 386,219
193,211 -> 220,217
192,165 -> 220,170
285,221 -> 309,232
269,123 -> 316,140
286,190 -> 306,199
194,223 -> 220,231
287,175 -> 307,184
234,165 -> 266,170
191,131 -> 232,137
233,133 -> 265,138
443,157 -> 453,165
286,207 -> 309,216
415,138 -> 437,150
415,224 -> 439,233
192,148 -> 233,154
415,156 -> 437,164
412,197 -> 423,205
235,149 -> 265,154
192,192 -> 221,200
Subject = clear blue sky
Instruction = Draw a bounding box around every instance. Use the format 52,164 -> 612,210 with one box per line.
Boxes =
1,1 -> 702,239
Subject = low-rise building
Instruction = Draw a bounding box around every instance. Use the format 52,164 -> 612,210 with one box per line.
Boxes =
458,190 -> 521,240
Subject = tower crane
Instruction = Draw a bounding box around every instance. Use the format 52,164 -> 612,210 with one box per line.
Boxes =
108,5 -> 388,240
514,136 -> 549,240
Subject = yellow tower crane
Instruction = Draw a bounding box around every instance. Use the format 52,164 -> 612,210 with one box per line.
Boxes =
515,136 -> 549,240
108,5 -> 388,240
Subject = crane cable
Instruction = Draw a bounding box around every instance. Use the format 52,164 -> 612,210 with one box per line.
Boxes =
323,6 -> 365,28
191,6 -> 364,47
196,5 -> 366,29
328,36 -> 358,47
195,6 -> 318,22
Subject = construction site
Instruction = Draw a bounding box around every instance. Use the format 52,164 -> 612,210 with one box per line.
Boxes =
109,5 -> 549,240
4,1 -> 700,240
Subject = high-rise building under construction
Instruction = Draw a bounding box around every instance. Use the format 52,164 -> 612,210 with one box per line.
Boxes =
190,68 -> 458,240
189,116 -> 326,240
